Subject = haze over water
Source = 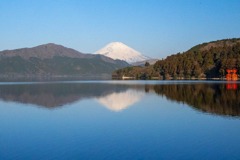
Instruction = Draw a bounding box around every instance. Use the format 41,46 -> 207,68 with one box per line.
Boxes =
0,80 -> 239,159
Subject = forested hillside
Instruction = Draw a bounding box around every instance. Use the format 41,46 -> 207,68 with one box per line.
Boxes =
154,38 -> 240,79
113,38 -> 240,79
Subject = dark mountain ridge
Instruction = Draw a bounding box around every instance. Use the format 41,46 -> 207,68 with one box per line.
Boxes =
0,43 -> 86,59
0,43 -> 129,79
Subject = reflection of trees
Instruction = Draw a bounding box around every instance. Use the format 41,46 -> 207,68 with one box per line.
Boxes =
153,83 -> 240,117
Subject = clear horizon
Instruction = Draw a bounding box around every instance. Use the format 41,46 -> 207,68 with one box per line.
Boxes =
1,0 -> 240,58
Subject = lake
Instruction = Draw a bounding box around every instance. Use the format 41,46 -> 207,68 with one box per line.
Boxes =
0,80 -> 240,160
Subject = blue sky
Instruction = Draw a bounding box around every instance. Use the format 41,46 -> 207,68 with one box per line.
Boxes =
0,0 -> 240,58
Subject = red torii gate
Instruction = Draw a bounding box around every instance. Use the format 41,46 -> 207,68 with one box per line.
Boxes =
226,69 -> 238,81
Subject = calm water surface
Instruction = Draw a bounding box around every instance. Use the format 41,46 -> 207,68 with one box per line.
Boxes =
0,80 -> 240,160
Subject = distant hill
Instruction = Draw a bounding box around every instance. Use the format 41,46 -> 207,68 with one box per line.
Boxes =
0,43 -> 129,79
113,38 -> 240,79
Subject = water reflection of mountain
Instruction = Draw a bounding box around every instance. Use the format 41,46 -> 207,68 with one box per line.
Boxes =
0,83 -> 139,108
0,83 -> 144,110
153,83 -> 240,117
97,89 -> 144,112
0,82 -> 239,117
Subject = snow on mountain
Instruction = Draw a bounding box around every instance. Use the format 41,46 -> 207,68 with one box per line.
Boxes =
95,42 -> 150,64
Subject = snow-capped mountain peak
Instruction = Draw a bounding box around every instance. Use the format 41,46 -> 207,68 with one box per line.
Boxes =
95,42 -> 150,64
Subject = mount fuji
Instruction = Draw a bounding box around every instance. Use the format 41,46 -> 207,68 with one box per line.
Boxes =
95,42 -> 150,64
